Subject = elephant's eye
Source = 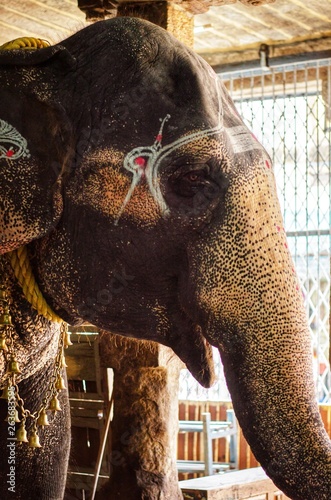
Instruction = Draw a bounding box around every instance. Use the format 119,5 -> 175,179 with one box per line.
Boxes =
163,159 -> 228,218
169,167 -> 209,198
183,171 -> 205,183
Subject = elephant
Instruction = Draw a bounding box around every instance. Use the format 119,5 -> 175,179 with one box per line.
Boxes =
0,15 -> 330,500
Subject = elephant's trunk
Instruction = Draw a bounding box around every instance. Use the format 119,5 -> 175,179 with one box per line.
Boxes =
219,325 -> 331,499
188,167 -> 331,499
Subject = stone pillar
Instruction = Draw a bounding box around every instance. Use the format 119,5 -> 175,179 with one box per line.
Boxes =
98,333 -> 184,499
117,2 -> 194,47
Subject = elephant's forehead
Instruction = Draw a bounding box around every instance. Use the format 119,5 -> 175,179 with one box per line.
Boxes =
68,130 -> 228,225
69,148 -> 162,225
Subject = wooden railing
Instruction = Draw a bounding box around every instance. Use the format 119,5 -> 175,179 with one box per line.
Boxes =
177,410 -> 238,475
178,400 -> 331,478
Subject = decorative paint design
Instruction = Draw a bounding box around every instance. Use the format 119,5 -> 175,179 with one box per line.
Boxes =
226,125 -> 261,154
0,119 -> 30,160
116,112 -> 223,224
116,76 -> 271,224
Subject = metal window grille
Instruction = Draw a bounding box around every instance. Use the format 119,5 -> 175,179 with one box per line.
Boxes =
179,58 -> 331,402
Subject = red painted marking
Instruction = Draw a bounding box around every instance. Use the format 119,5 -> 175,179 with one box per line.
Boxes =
135,157 -> 146,166
276,225 -> 281,232
6,150 -> 14,158
284,242 -> 288,249
156,134 -> 162,142
265,160 -> 271,169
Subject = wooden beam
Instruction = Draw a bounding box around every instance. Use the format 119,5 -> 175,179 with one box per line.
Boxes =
77,0 -> 116,20
200,35 -> 331,70
179,467 -> 291,499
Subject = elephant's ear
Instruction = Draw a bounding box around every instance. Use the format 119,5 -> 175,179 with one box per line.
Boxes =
0,42 -> 75,67
0,44 -> 74,254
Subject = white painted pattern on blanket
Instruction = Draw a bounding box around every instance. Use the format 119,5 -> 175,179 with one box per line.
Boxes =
0,119 -> 30,160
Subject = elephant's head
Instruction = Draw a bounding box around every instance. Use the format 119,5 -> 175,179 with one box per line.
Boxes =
0,17 -> 330,499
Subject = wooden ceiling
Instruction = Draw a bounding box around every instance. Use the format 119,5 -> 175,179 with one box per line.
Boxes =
1,0 -> 331,66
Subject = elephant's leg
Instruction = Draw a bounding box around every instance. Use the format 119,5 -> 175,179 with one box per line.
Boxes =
0,362 -> 71,500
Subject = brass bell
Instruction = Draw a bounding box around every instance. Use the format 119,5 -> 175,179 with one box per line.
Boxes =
37,409 -> 50,426
16,423 -> 28,443
0,333 -> 7,351
0,306 -> 12,326
60,354 -> 68,368
28,430 -> 42,448
48,395 -> 61,412
7,356 -> 21,374
0,385 -> 9,400
64,330 -> 73,347
55,375 -> 66,391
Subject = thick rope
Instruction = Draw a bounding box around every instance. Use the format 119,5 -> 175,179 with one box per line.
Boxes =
0,37 -> 50,51
9,247 -> 62,323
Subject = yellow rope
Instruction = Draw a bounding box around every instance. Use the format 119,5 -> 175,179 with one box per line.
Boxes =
0,37 -> 50,51
9,247 -> 62,323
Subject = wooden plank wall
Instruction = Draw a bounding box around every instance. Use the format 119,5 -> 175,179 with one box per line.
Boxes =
65,331 -> 110,498
178,401 -> 331,480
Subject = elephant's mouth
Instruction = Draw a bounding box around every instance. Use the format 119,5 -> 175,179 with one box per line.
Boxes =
170,323 -> 216,389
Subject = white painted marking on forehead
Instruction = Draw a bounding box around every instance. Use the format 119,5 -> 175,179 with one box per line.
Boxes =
226,125 -> 261,154
115,80 -> 224,224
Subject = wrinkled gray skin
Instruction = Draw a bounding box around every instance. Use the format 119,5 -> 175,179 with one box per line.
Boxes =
0,17 -> 330,500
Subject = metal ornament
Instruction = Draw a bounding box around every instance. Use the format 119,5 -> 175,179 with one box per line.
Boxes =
16,423 -> 28,443
0,384 -> 9,400
64,330 -> 73,347
48,395 -> 62,412
37,409 -> 50,427
0,306 -> 12,326
7,356 -> 21,374
60,354 -> 68,368
0,255 -> 69,449
28,430 -> 42,448
0,333 -> 8,351
55,375 -> 66,391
